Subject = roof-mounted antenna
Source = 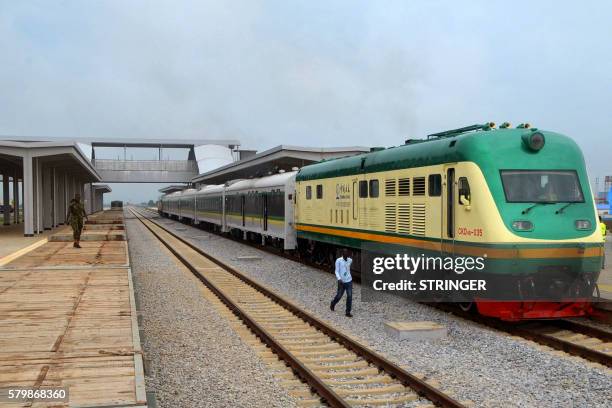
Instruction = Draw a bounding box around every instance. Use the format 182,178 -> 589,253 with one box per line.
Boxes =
427,122 -> 496,139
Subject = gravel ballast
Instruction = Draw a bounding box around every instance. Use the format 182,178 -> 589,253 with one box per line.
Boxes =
125,214 -> 297,408
156,214 -> 612,408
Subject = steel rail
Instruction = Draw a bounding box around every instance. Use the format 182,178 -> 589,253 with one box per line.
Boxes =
432,303 -> 612,368
144,208 -> 611,369
549,319 -> 612,343
130,208 -> 350,407
130,207 -> 466,408
590,303 -> 612,324
143,208 -> 366,284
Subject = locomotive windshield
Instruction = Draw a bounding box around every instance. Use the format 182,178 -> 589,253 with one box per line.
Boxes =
500,170 -> 584,203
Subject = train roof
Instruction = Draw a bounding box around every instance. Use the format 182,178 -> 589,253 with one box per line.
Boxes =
225,179 -> 254,192
252,171 -> 296,188
181,188 -> 199,196
198,185 -> 224,194
226,171 -> 296,192
296,127 -> 583,181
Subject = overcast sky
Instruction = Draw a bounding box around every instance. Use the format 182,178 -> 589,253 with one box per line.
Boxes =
1,1 -> 611,202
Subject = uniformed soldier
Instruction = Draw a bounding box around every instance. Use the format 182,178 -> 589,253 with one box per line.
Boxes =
67,193 -> 88,248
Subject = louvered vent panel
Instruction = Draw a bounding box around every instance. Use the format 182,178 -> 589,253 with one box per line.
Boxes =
413,177 -> 426,196
385,179 -> 396,196
303,208 -> 313,222
397,204 -> 410,234
385,204 -> 396,233
398,178 -> 410,196
412,204 -> 426,236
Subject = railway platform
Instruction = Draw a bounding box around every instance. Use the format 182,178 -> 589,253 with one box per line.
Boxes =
0,225 -> 61,265
0,210 -> 147,408
598,239 -> 612,300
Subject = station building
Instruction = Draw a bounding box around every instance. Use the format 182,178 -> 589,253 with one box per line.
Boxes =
1,138 -> 368,239
0,139 -> 106,237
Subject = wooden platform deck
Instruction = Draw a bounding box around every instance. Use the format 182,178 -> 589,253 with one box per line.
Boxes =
0,211 -> 146,408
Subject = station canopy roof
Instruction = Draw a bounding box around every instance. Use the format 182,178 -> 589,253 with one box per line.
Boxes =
191,145 -> 370,185
92,184 -> 112,193
158,185 -> 189,194
0,139 -> 101,181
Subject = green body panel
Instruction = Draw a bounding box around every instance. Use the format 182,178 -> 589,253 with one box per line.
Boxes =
297,226 -> 602,277
296,128 -> 596,240
296,223 -> 602,249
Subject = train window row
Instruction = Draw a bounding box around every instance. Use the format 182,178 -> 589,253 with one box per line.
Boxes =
305,174 -> 446,200
306,184 -> 325,200
359,180 -> 379,198
197,197 -> 222,212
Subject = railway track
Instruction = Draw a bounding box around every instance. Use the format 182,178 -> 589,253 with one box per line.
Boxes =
128,207 -> 467,408
432,304 -> 612,368
589,302 -> 612,324
141,208 -> 612,369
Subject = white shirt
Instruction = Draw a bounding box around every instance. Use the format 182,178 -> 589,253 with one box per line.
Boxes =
335,257 -> 353,283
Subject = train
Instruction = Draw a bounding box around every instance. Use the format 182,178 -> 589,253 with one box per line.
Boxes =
159,123 -> 604,320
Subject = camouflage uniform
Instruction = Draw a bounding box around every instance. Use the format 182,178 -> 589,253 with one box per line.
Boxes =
67,199 -> 87,241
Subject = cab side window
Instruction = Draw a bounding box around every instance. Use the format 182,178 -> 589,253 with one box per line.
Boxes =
359,180 -> 368,198
428,174 -> 442,196
369,179 -> 379,198
306,186 -> 312,200
316,184 -> 323,199
458,177 -> 471,204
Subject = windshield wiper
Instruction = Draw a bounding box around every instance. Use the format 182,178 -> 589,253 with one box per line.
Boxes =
556,202 -> 576,214
522,202 -> 553,214
522,203 -> 542,214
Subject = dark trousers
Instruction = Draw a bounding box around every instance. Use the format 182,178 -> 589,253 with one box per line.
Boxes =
72,222 -> 83,240
331,280 -> 352,314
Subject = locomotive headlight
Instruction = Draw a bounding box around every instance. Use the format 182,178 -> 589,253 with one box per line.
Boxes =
521,131 -> 545,151
574,220 -> 592,230
512,220 -> 534,231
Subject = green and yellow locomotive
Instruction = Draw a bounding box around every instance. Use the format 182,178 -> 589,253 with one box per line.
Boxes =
295,123 -> 603,320
160,123 -> 603,320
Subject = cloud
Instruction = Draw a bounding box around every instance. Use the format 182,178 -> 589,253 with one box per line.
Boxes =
1,0 -> 612,201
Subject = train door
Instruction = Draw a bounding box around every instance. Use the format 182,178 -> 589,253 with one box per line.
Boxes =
442,167 -> 455,255
357,178 -> 369,228
455,172 -> 473,237
263,193 -> 268,231
241,195 -> 245,227
352,177 -> 359,224
352,157 -> 367,226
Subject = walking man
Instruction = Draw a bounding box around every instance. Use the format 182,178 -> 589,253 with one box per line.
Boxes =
67,193 -> 88,248
330,249 -> 353,317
